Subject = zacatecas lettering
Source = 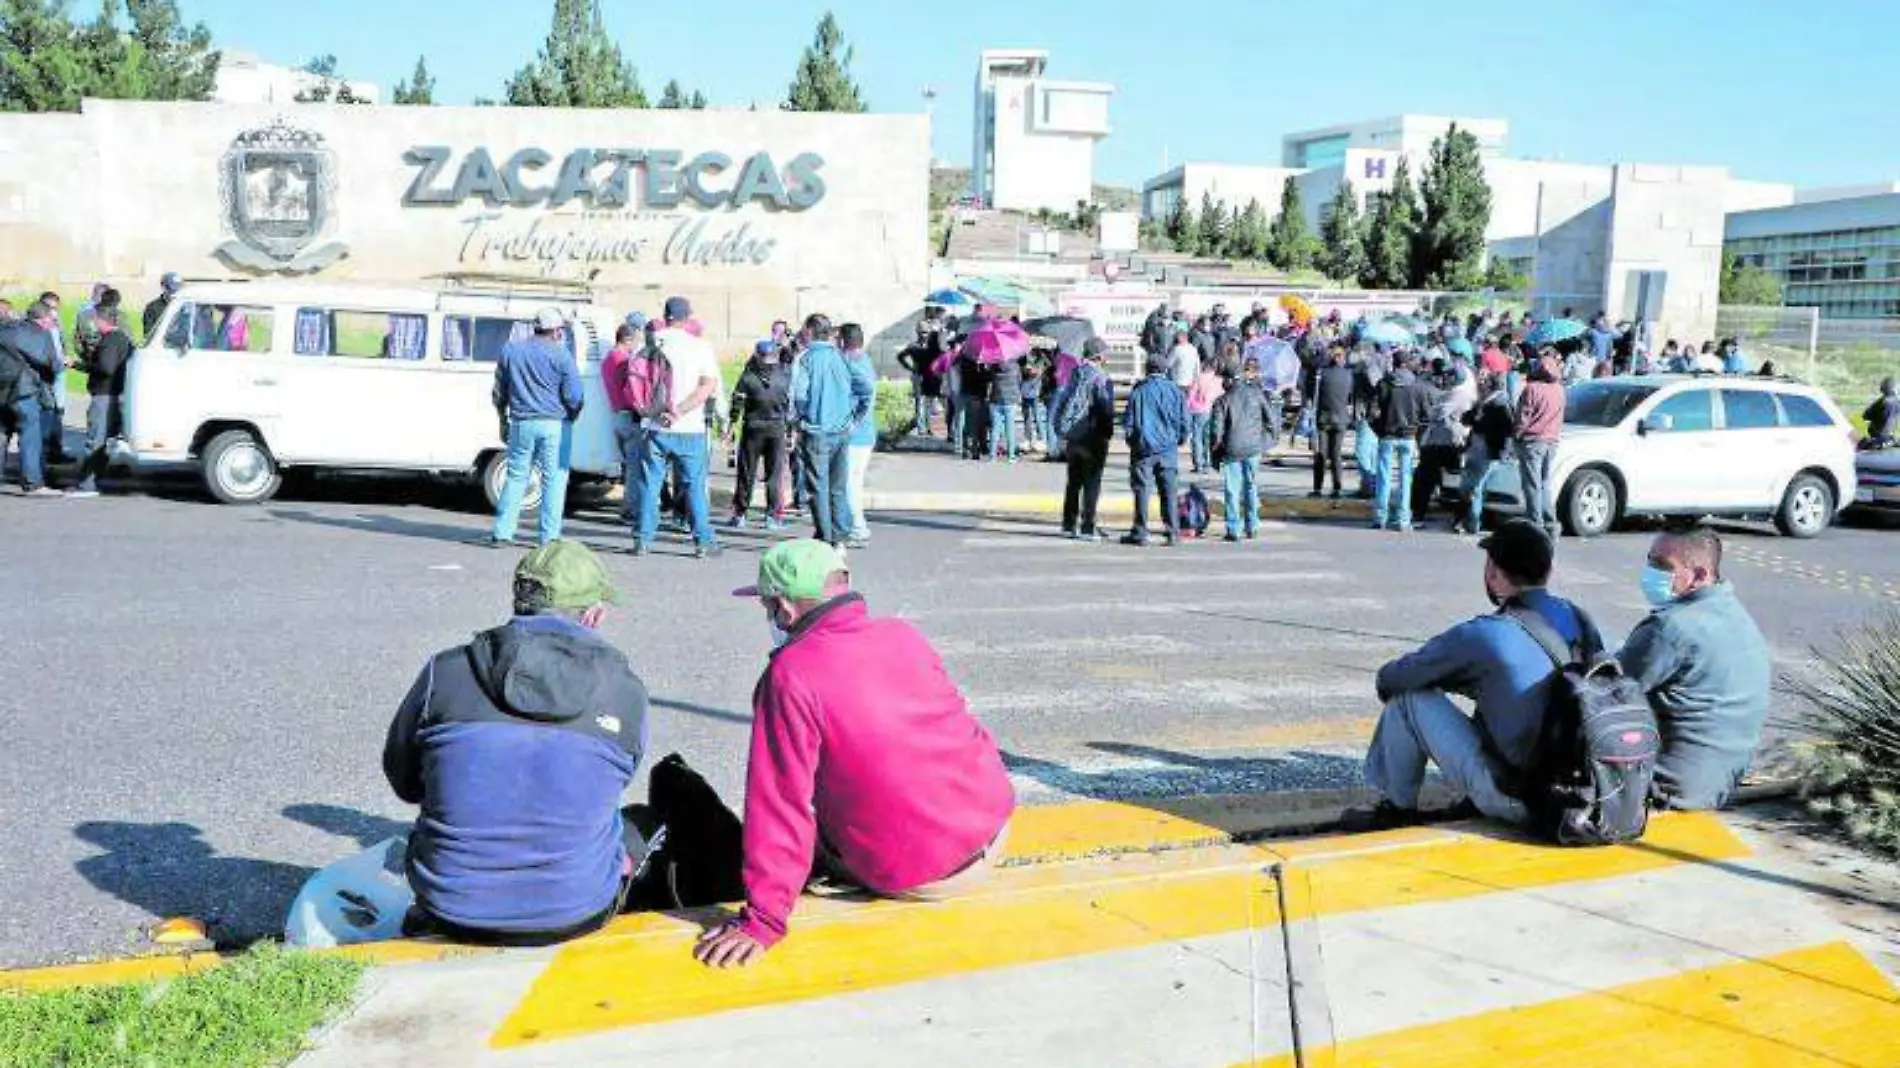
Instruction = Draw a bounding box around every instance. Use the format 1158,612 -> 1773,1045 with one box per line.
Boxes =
406,147 -> 826,211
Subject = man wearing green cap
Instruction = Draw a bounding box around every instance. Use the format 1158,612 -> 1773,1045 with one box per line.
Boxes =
383,540 -> 651,945
695,540 -> 1016,968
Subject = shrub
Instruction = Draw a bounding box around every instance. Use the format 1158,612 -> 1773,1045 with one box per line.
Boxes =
874,379 -> 916,450
1790,615 -> 1900,855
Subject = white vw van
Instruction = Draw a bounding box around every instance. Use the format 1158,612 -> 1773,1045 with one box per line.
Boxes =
124,276 -> 625,507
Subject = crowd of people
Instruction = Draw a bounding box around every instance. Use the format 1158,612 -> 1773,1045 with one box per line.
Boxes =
0,282 -> 148,499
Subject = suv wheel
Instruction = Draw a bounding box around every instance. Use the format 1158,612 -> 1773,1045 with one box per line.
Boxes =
1774,474 -> 1833,539
1561,469 -> 1618,538
201,429 -> 281,505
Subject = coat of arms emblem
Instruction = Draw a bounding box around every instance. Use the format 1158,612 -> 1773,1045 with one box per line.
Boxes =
214,118 -> 349,273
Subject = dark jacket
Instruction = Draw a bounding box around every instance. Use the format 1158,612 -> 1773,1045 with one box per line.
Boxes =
1313,364 -> 1357,430
384,616 -> 648,934
1865,394 -> 1900,441
88,329 -> 133,397
0,320 -> 58,405
1470,388 -> 1516,457
141,294 -> 172,342
1124,373 -> 1189,458
729,357 -> 792,429
1374,369 -> 1432,439
988,357 -> 1024,405
1210,378 -> 1273,461
1377,590 -> 1603,772
1051,363 -> 1115,449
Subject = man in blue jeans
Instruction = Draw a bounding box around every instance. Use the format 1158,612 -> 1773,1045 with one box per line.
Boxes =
634,296 -> 724,559
1210,357 -> 1273,541
1121,354 -> 1189,547
2,302 -> 63,496
1371,352 -> 1432,532
490,308 -> 583,547
790,313 -> 872,548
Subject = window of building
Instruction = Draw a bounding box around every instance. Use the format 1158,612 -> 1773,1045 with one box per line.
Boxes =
1720,390 -> 1779,430
1297,135 -> 1349,168
1649,389 -> 1714,432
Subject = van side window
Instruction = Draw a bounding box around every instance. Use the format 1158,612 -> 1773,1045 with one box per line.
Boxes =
184,305 -> 274,353
294,309 -> 428,360
443,316 -> 577,364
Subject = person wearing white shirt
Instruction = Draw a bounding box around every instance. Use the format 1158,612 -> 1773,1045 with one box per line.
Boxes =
1168,332 -> 1199,391
632,296 -> 723,559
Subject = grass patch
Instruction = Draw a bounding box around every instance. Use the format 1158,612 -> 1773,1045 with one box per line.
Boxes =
0,945 -> 363,1068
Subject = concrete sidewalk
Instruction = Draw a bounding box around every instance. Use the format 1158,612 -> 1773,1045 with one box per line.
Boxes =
14,798 -> 1893,1067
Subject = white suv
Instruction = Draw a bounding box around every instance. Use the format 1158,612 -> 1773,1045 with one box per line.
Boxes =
1487,375 -> 1857,539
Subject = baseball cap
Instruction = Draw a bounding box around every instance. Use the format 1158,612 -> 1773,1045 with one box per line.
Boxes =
160,271 -> 182,292
1083,338 -> 1108,359
624,311 -> 648,333
664,296 -> 692,321
732,540 -> 847,601
755,339 -> 778,357
533,307 -> 567,332
1479,519 -> 1554,585
516,540 -> 621,609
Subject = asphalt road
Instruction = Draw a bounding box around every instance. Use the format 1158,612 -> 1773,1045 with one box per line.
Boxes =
4,471 -> 1898,966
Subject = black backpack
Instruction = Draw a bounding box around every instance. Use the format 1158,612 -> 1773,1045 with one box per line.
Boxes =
622,753 -> 745,910
1506,607 -> 1661,847
1052,366 -> 1101,443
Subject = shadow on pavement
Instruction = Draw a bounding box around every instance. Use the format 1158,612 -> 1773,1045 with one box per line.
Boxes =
270,508 -> 486,546
651,696 -> 753,726
71,820 -> 314,949
283,803 -> 412,849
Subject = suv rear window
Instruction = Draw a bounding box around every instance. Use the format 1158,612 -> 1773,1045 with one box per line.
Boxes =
1721,389 -> 1780,430
1777,393 -> 1837,428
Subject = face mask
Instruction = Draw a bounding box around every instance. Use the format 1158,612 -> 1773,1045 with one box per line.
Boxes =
1640,565 -> 1678,607
768,618 -> 789,649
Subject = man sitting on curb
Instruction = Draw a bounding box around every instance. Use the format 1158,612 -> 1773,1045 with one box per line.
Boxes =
1619,528 -> 1770,810
695,541 -> 1016,968
1354,520 -> 1603,828
384,541 -> 649,946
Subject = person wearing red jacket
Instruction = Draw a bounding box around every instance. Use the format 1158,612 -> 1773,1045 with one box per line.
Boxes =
695,540 -> 1016,968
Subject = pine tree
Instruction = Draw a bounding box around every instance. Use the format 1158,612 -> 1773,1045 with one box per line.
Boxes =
689,89 -> 707,109
1316,180 -> 1368,285
785,11 -> 864,112
1174,195 -> 1203,256
1362,160 -> 1420,289
1266,176 -> 1315,271
658,78 -> 686,108
122,0 -> 215,101
1413,124 -> 1494,290
1231,198 -> 1269,262
505,0 -> 647,108
392,55 -> 434,105
1195,192 -> 1228,259
1164,194 -> 1189,248
294,54 -> 368,104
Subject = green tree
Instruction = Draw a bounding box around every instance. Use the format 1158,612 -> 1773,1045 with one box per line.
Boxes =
1,0 -> 86,112
1362,160 -> 1420,289
1316,180 -> 1367,285
1195,192 -> 1228,259
1483,257 -> 1529,293
1720,251 -> 1784,306
2,0 -> 215,111
122,0 -> 215,101
1412,124 -> 1494,290
1266,176 -> 1316,270
505,0 -> 647,108
294,54 -> 367,104
1229,198 -> 1269,261
1164,194 -> 1189,248
657,78 -> 684,108
785,11 -> 863,112
689,89 -> 706,109
392,55 -> 434,105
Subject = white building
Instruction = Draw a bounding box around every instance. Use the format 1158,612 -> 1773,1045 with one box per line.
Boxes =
970,50 -> 1113,214
213,51 -> 381,106
1281,114 -> 1509,168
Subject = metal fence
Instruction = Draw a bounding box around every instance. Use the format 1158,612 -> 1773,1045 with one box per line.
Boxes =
1716,305 -> 1897,414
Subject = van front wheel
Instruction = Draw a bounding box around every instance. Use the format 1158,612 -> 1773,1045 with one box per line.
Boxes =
480,451 -> 543,514
201,429 -> 282,505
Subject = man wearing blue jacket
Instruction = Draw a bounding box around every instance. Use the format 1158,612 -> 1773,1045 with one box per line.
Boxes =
790,314 -> 873,549
1122,353 -> 1189,547
385,541 -> 648,945
489,308 -> 584,547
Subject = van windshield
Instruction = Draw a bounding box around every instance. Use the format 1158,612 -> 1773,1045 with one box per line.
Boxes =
1566,381 -> 1658,428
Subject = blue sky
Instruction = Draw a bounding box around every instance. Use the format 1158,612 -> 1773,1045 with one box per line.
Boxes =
179,0 -> 1900,190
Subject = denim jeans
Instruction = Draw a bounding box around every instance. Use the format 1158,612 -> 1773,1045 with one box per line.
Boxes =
74,394 -> 119,492
910,374 -> 936,435
988,403 -> 1019,460
1129,453 -> 1180,540
9,394 -> 45,490
1221,455 -> 1260,536
637,430 -> 716,548
799,430 -> 852,545
613,412 -> 649,521
493,418 -> 571,545
1376,437 -> 1418,530
1463,445 -> 1502,531
1517,438 -> 1560,539
1022,397 -> 1049,446
1188,412 -> 1212,471
1364,690 -> 1529,825
845,442 -> 873,539
1354,420 -> 1380,493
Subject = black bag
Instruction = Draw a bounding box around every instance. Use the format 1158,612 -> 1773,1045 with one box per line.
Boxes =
623,753 -> 745,910
1507,607 -> 1661,846
1052,367 -> 1099,443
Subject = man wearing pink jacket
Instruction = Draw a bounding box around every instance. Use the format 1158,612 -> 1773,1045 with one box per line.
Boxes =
695,540 -> 1016,968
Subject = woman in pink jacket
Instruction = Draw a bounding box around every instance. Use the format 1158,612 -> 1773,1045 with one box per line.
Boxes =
1186,363 -> 1226,473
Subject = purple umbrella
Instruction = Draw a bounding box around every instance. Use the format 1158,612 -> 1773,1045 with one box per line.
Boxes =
962,320 -> 1033,365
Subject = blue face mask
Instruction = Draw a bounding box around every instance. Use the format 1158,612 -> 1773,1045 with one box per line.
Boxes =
1640,565 -> 1678,607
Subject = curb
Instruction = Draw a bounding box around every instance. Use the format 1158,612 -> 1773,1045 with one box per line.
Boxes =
857,490 -> 1373,523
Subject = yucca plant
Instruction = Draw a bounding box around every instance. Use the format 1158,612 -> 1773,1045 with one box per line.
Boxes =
1789,614 -> 1900,856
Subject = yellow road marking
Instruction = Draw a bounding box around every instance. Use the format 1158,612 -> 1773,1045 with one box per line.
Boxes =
1245,941 -> 1900,1067
0,951 -> 225,993
493,814 -> 1749,1047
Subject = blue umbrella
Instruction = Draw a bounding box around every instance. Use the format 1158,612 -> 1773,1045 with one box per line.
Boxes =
1360,320 -> 1412,346
1527,317 -> 1587,346
925,288 -> 974,308
1445,337 -> 1475,358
